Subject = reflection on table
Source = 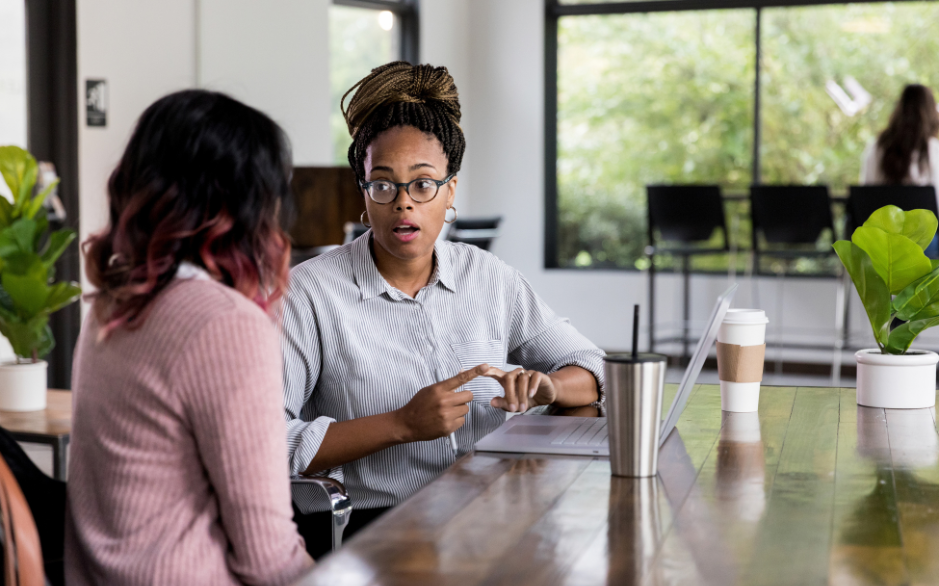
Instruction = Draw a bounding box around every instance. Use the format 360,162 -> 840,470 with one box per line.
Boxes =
295,385 -> 939,585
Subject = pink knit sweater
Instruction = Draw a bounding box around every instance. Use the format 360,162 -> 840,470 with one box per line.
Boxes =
65,278 -> 312,585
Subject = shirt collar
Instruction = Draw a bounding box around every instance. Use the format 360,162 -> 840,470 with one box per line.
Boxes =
351,232 -> 457,300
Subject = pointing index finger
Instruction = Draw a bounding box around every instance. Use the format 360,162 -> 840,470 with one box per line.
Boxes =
439,364 -> 490,392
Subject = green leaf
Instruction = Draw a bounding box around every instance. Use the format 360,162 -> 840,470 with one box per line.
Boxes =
6,219 -> 37,254
0,146 -> 35,207
0,285 -> 15,315
40,229 -> 76,268
24,178 -> 58,220
34,323 -> 54,360
33,214 -> 48,249
12,164 -> 37,216
863,205 -> 939,251
44,282 -> 81,313
886,316 -> 939,354
2,251 -> 42,275
893,265 -> 939,321
2,258 -> 49,316
0,198 -> 12,229
852,226 -> 933,294
833,240 -> 891,349
0,314 -> 50,360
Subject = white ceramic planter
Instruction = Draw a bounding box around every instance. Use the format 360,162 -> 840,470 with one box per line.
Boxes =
855,349 -> 938,409
0,360 -> 47,412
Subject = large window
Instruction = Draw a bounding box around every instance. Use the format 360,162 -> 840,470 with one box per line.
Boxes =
548,0 -> 939,274
329,0 -> 418,165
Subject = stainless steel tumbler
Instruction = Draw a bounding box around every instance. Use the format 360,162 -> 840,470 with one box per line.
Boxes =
604,353 -> 667,477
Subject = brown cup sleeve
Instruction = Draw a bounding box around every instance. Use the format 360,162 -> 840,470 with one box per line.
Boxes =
716,342 -> 766,383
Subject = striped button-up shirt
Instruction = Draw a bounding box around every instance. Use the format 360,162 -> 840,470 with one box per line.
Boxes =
282,232 -> 606,513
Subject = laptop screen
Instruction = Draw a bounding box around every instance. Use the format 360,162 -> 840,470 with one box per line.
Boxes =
658,283 -> 737,447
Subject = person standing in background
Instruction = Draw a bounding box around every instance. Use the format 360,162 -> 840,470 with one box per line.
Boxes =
860,84 -> 939,255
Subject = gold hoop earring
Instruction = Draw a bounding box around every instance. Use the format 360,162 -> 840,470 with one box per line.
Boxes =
445,206 -> 458,225
360,210 -> 371,228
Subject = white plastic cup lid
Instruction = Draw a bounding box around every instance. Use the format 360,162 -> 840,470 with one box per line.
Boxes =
722,309 -> 769,325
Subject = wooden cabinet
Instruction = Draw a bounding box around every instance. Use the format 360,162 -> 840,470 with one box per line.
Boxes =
287,167 -> 366,248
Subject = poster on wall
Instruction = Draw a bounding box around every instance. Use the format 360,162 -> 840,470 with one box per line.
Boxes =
86,79 -> 107,127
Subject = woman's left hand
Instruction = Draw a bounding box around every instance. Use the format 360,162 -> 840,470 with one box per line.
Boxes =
484,367 -> 557,413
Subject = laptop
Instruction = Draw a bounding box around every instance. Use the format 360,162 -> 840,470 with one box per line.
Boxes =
474,283 -> 738,457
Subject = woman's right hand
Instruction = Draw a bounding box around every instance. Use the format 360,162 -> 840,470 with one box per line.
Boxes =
395,364 -> 489,442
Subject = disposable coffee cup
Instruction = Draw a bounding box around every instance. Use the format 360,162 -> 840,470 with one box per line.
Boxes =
716,309 -> 768,412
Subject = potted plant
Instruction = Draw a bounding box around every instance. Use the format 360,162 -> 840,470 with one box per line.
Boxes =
0,146 -> 81,411
834,204 -> 939,409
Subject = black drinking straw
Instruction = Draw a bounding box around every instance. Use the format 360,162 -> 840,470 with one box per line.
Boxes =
632,304 -> 640,359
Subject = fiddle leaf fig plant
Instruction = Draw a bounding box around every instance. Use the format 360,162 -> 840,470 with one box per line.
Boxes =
0,145 -> 81,363
834,205 -> 939,355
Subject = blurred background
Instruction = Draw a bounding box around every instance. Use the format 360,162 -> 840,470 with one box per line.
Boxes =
3,0 -> 939,388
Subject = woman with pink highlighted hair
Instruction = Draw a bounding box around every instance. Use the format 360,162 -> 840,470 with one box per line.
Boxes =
66,90 -> 312,585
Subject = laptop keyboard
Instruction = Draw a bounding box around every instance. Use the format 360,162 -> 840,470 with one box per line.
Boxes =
550,419 -> 608,446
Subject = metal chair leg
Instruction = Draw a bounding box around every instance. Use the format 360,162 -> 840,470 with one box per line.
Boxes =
831,269 -> 846,387
682,254 -> 691,365
775,266 -> 785,377
291,475 -> 353,552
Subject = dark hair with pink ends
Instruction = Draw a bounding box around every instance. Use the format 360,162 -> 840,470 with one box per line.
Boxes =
84,89 -> 293,336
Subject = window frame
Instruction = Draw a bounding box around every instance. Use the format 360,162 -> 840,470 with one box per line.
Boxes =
543,0 -> 933,273
333,0 -> 420,65
23,0 -> 79,388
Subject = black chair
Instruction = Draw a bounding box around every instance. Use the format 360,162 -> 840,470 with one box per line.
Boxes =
646,185 -> 729,361
749,185 -> 842,382
845,185 -> 939,236
446,216 -> 502,251
0,425 -> 64,585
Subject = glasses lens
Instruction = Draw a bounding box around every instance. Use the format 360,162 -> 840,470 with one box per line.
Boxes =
369,181 -> 397,203
409,179 -> 439,202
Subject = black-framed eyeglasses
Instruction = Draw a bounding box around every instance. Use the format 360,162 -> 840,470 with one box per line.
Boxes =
359,174 -> 455,204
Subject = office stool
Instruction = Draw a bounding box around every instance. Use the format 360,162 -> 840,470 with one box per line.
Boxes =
646,185 -> 729,363
447,216 -> 503,251
749,185 -> 841,384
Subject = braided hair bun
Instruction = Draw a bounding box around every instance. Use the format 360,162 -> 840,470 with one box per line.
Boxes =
342,61 -> 465,181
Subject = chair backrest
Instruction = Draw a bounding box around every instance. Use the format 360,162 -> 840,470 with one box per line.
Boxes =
646,185 -> 727,246
750,185 -> 834,246
0,451 -> 44,586
0,426 -> 64,586
846,185 -> 939,236
446,216 -> 502,251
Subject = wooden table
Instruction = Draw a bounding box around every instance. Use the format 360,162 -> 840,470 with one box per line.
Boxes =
0,389 -> 71,480
297,384 -> 939,585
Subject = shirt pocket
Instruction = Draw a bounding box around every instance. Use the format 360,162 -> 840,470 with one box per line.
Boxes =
450,340 -> 506,403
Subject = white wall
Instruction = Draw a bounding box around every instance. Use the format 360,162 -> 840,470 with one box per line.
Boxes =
421,0 -> 474,213
76,0 -> 332,301
198,0 -> 332,166
77,0 -> 198,294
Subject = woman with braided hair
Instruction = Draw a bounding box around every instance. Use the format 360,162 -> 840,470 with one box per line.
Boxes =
282,62 -> 605,557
